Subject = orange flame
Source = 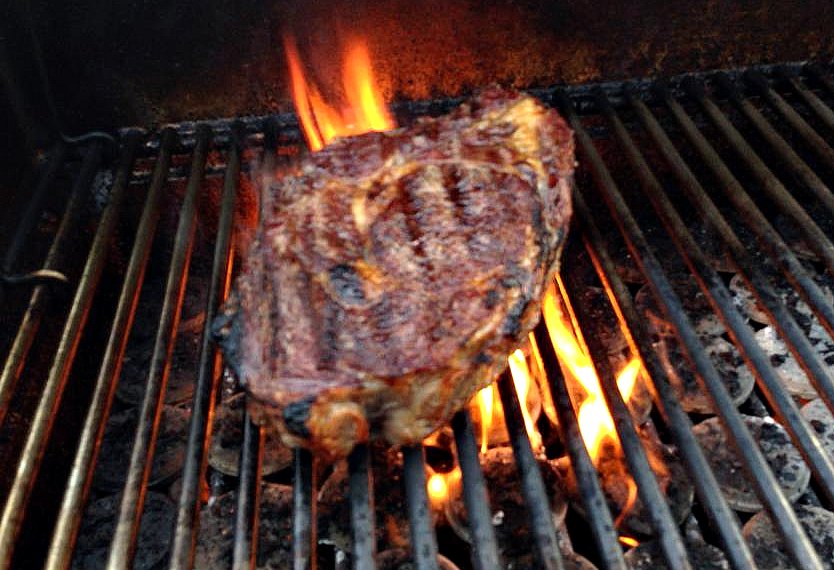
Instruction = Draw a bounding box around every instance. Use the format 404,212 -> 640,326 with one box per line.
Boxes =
619,535 -> 640,548
426,465 -> 461,511
508,349 -> 543,451
541,279 -> 640,462
470,350 -> 543,455
284,35 -> 395,151
476,385 -> 495,454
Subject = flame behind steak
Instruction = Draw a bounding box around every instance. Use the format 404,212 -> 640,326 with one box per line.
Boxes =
215,88 -> 574,459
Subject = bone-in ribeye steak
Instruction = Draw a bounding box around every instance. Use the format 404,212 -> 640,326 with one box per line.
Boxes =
215,88 -> 574,459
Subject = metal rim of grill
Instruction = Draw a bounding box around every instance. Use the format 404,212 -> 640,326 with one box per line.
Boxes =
1,61 -> 834,570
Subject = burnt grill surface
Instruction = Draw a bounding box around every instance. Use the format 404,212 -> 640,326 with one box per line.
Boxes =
1,62 -> 834,569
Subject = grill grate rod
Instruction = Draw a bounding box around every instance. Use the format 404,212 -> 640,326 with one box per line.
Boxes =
0,145 -> 91,427
169,125 -> 241,569
347,444 -> 376,570
686,76 -> 834,281
402,445 -> 440,570
744,69 -> 834,189
451,410 -> 502,570
630,86 -> 834,495
657,81 -> 834,409
569,190 -> 756,569
555,274 -> 693,570
533,322 -> 628,570
43,129 -> 163,570
778,67 -> 834,135
292,448 -> 318,570
558,90 -> 827,570
557,92 -> 694,570
612,86 -> 834,506
105,125 -> 211,569
232,413 -> 264,570
0,139 -> 130,569
497,370 -> 565,569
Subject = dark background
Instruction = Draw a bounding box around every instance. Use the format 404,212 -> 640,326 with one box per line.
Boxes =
1,0 -> 833,180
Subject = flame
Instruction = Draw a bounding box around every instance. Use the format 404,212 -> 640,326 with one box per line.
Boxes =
619,535 -> 640,548
427,472 -> 449,506
477,385 -> 495,454
470,350 -> 544,455
541,279 -> 640,462
426,466 -> 461,511
284,35 -> 395,151
508,349 -> 543,451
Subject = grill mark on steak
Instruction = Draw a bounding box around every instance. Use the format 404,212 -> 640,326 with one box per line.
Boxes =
443,166 -> 472,251
399,174 -> 431,274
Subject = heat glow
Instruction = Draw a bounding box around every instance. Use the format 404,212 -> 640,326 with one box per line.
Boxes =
541,279 -> 641,462
284,35 -> 395,151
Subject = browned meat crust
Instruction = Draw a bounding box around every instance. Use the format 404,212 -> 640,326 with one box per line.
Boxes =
215,87 -> 574,459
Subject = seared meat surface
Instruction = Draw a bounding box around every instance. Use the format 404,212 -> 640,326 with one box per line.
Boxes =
215,88 -> 574,458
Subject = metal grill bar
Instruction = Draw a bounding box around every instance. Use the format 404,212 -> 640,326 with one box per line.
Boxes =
292,448 -> 317,570
0,139 -> 129,569
347,444 -> 376,570
777,67 -> 834,134
497,371 -> 565,570
744,70 -> 834,179
533,322 -> 628,570
557,91 -> 827,570
5,63 -> 834,570
612,80 -> 834,513
0,144 -> 95,427
569,190 -> 756,570
684,78 -> 834,336
402,445 -> 440,570
555,270 -> 692,570
106,125 -> 212,569
169,124 -> 240,569
663,80 -> 834,392
450,410 -> 501,570
624,89 -> 834,506
685,76 -> 834,279
44,129 -> 161,570
233,414 -> 264,570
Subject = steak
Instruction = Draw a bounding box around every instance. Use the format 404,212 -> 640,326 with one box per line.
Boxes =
215,87 -> 574,459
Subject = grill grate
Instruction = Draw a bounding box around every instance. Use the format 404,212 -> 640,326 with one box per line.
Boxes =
1,61 -> 834,570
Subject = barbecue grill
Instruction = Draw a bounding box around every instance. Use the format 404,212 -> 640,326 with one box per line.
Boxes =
3,4 -> 834,567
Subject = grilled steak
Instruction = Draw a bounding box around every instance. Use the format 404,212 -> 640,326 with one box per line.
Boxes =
215,88 -> 574,459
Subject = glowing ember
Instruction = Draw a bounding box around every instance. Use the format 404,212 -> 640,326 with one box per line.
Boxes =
620,535 -> 640,548
427,472 -> 448,505
541,279 -> 641,461
426,466 -> 461,511
284,35 -> 395,151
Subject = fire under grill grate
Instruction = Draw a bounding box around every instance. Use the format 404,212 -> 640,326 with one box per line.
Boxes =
2,62 -> 834,570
